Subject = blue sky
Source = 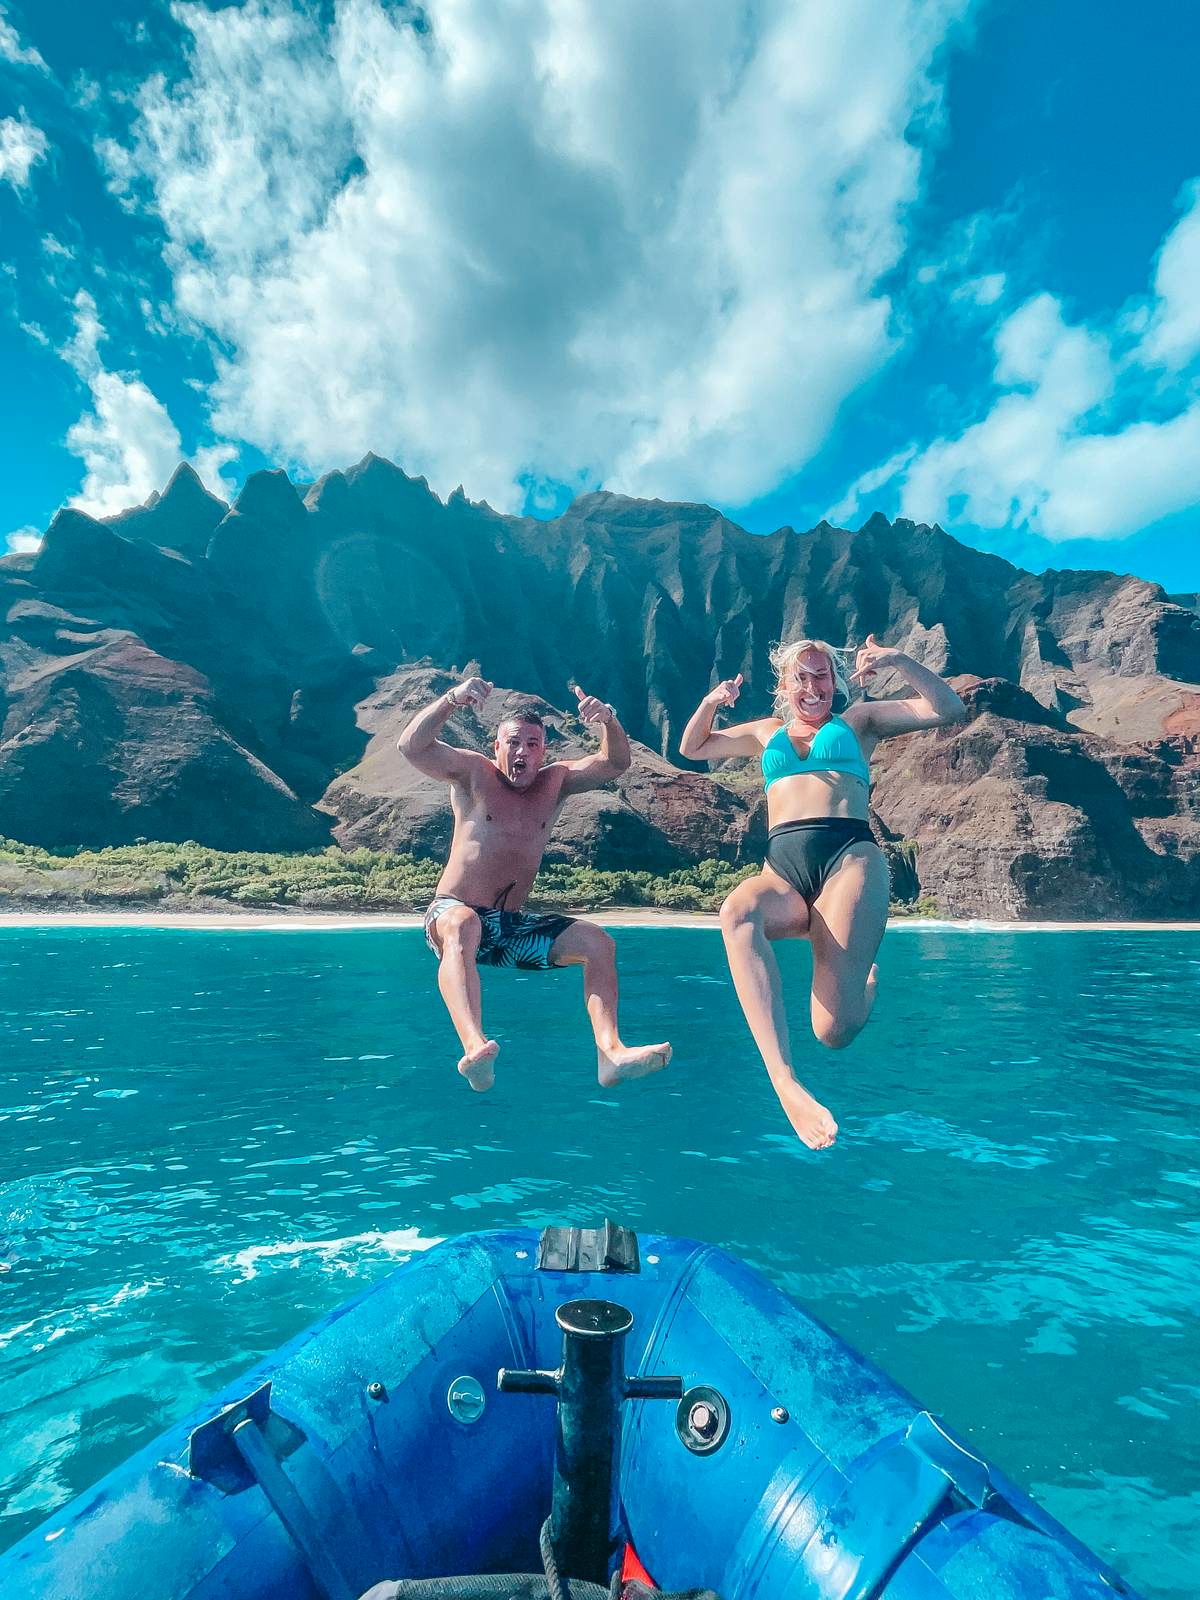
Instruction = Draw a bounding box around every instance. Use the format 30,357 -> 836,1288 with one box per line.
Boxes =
2,0 -> 1199,591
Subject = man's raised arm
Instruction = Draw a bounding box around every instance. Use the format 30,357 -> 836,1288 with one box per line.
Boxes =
558,685 -> 631,795
398,677 -> 492,781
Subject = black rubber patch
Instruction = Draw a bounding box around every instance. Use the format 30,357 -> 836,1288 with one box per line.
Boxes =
537,1219 -> 640,1273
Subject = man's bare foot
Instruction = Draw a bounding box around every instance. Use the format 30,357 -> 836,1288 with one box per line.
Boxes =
596,1041 -> 672,1087
776,1077 -> 838,1150
458,1039 -> 499,1091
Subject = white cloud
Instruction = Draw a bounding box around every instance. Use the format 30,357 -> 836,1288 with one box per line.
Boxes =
5,526 -> 42,554
67,369 -> 195,517
1141,180 -> 1200,371
834,181 -> 1200,541
954,272 -> 1005,307
0,8 -> 47,70
829,444 -> 917,525
1030,408 -> 1200,538
62,288 -> 104,376
60,291 -> 236,517
910,204 -> 1018,299
0,113 -> 48,190
101,0 -> 971,511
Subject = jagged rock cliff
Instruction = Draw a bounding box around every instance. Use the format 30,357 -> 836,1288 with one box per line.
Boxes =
870,678 -> 1200,918
2,455 -> 1197,916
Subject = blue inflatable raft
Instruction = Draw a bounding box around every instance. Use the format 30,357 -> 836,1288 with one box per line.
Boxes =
0,1224 -> 1139,1600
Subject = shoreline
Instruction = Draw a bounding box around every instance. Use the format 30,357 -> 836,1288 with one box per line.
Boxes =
0,908 -> 1197,932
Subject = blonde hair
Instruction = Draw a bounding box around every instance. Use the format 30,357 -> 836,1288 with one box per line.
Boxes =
769,638 -> 853,722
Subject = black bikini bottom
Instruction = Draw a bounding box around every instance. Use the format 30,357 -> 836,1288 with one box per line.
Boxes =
765,819 -> 880,905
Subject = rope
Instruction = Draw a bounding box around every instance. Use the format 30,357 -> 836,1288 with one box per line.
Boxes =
539,1519 -> 567,1600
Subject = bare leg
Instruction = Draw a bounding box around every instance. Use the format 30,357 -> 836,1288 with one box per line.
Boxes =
809,844 -> 891,1051
719,870 -> 838,1150
549,920 -> 671,1086
432,906 -> 499,1091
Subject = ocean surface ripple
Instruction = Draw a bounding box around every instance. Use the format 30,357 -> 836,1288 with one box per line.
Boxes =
0,926 -> 1197,1599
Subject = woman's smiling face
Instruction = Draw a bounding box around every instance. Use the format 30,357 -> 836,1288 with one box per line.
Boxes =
788,649 -> 835,725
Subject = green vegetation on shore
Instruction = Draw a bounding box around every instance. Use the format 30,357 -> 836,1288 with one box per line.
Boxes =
0,839 -> 934,916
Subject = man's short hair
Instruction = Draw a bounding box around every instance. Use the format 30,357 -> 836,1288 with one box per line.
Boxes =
497,705 -> 545,734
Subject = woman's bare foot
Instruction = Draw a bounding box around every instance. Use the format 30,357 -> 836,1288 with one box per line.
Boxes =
776,1077 -> 838,1150
597,1041 -> 672,1087
458,1039 -> 499,1091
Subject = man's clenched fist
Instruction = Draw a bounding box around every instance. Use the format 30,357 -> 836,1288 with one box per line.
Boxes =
448,677 -> 493,708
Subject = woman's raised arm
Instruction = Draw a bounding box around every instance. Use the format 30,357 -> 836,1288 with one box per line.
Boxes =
679,674 -> 771,760
848,635 -> 966,739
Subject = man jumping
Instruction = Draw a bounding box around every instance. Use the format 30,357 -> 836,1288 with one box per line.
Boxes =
399,678 -> 672,1092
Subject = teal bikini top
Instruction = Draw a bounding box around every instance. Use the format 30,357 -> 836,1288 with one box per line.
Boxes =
761,715 -> 871,792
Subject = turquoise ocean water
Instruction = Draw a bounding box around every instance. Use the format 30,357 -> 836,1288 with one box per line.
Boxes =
0,925 -> 1197,1597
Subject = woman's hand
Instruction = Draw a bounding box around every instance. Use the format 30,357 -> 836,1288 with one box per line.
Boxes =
850,635 -> 904,688
704,673 -> 744,709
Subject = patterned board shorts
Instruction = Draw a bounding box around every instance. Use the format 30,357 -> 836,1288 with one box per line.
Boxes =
423,896 -> 576,970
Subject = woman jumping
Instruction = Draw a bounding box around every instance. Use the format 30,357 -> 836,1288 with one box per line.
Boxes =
680,635 -> 965,1150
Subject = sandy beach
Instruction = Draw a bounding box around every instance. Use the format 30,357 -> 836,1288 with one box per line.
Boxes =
0,908 -> 1197,932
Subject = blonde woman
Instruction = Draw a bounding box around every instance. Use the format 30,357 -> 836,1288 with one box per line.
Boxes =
679,635 -> 965,1150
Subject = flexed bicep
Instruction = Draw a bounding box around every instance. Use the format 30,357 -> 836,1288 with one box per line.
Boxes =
688,717 -> 771,760
679,675 -> 767,760
400,738 -> 486,782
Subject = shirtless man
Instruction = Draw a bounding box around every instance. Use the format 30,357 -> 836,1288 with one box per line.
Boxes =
399,678 -> 672,1093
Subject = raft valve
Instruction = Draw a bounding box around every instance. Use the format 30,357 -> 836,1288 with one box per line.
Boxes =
677,1384 -> 731,1454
